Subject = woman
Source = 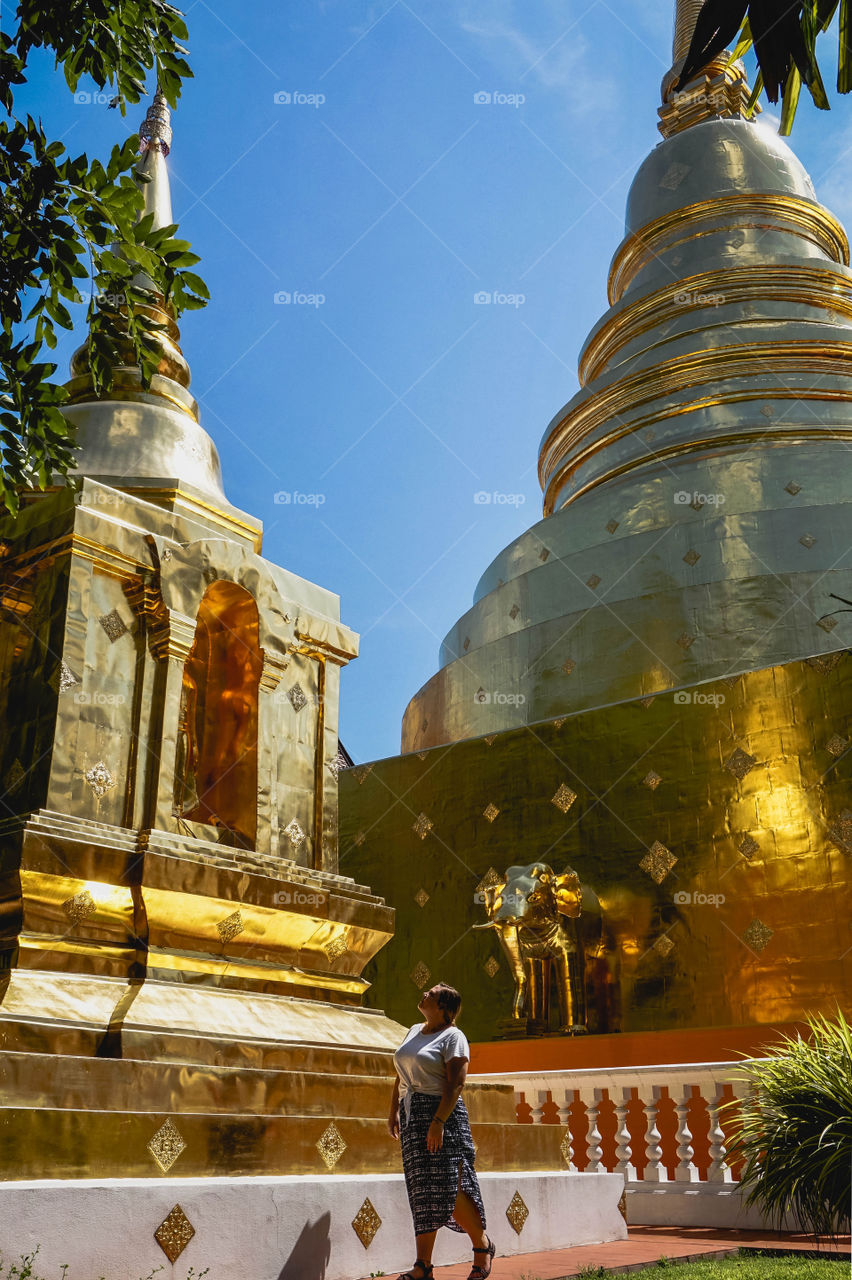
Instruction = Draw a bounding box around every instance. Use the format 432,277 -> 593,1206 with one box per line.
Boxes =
388,981 -> 495,1280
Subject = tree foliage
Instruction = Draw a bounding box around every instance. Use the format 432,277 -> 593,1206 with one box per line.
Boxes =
0,2 -> 208,514
676,0 -> 852,133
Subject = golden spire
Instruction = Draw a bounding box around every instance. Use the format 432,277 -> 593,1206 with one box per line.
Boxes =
672,0 -> 706,63
659,0 -> 755,137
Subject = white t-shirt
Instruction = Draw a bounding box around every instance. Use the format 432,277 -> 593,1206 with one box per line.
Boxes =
394,1022 -> 470,1121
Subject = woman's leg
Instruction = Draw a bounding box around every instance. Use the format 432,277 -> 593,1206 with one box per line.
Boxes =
414,1229 -> 437,1265
452,1188 -> 488,1250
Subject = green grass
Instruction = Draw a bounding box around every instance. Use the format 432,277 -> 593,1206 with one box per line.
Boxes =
573,1254 -> 848,1279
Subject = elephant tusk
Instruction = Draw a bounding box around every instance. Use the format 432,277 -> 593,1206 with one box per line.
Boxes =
471,921 -> 497,930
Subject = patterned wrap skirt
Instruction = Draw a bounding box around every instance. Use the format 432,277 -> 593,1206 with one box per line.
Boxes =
400,1091 -> 487,1236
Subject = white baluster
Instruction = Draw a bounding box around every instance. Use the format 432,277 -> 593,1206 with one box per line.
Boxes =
706,1083 -> 733,1184
614,1086 -> 637,1181
674,1085 -> 700,1182
556,1086 -> 576,1171
642,1084 -> 668,1182
529,1087 -> 549,1126
579,1087 -> 605,1173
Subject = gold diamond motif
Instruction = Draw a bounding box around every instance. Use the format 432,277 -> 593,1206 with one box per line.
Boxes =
639,695 -> 655,708
586,573 -> 601,589
509,603 -> 521,620
58,661 -> 78,692
682,549 -> 701,566
216,910 -> 243,944
414,888 -> 430,908
606,519 -> 619,534
484,955 -> 500,978
551,783 -> 577,813
287,682 -> 308,711
642,770 -> 662,791
724,747 -> 757,780
154,1204 -> 195,1263
413,812 -> 433,839
476,867 -> 502,894
640,840 -> 677,884
654,935 -> 676,958
807,652 -> 842,675
483,734 -> 497,745
785,480 -> 801,495
411,960 -> 431,988
148,1118 -> 186,1173
98,609 -> 127,642
352,763 -> 374,784
676,632 -> 696,650
352,1198 -> 382,1249
85,761 -> 115,798
721,674 -> 740,688
284,817 -> 306,847
328,750 -> 349,778
324,935 -> 348,962
690,496 -> 704,511
799,533 -> 817,549
742,919 -> 774,953
62,889 -> 97,925
538,547 -> 550,562
316,1121 -> 347,1170
561,657 -> 576,675
483,802 -> 500,823
553,716 -> 567,728
826,734 -> 848,757
828,809 -> 852,853
738,834 -> 760,859
417,751 -> 428,761
817,616 -> 838,633
506,1190 -> 529,1234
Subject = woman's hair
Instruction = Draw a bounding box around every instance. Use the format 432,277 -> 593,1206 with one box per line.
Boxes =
434,982 -> 462,1024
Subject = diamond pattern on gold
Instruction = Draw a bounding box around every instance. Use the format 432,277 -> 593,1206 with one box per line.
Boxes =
552,717 -> 567,729
62,889 -> 96,925
352,763 -> 374,784
316,1121 -> 347,1170
154,1204 -> 195,1263
148,1118 -> 186,1173
99,609 -> 127,642
417,751 -> 428,761
724,747 -> 757,779
411,960 -> 431,989
414,888 -> 430,908
640,841 -> 677,884
328,750 -> 349,778
85,761 -> 115,798
551,783 -> 577,813
506,1190 -> 529,1235
413,812 -> 433,840
682,549 -> 701,566
483,734 -> 497,745
642,771 -> 662,791
586,574 -> 601,590
826,734 -> 848,757
742,919 -> 774,953
639,695 -> 655,708
561,658 -> 576,675
352,1198 -> 382,1249
284,817 -> 306,847
807,652 -> 842,675
721,674 -> 740,688
324,935 -> 348,962
484,956 -> 500,978
828,809 -> 852,854
483,802 -> 500,823
654,935 -> 676,958
538,547 -> 550,562
606,519 -> 619,534
785,480 -> 802,495
676,632 -> 696,650
477,867 -> 502,894
799,533 -> 817,549
58,661 -> 78,692
216,910 -> 243,944
509,603 -> 521,620
738,834 -> 760,859
817,616 -> 838,633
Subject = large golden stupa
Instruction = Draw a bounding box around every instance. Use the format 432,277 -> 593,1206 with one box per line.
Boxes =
341,2 -> 852,1063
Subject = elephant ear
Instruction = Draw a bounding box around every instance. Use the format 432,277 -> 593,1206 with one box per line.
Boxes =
554,867 -> 582,917
481,876 -> 508,917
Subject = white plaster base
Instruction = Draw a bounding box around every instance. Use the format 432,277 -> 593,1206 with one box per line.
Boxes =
626,1181 -> 799,1232
0,1171 -> 626,1280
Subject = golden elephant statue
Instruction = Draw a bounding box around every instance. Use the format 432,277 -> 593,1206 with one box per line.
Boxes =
474,862 -> 606,1035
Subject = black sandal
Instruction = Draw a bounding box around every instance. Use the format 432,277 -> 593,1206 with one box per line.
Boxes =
468,1234 -> 496,1279
398,1262 -> 433,1280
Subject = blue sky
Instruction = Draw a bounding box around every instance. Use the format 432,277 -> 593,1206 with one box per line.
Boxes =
20,1 -> 852,763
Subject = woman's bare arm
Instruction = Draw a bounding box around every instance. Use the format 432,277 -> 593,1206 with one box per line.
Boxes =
426,1057 -> 468,1152
388,1076 -> 401,1139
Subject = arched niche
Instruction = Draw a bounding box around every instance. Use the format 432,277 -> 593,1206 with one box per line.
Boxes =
174,579 -> 262,848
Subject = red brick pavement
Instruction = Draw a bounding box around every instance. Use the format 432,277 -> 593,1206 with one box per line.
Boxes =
358,1226 -> 851,1279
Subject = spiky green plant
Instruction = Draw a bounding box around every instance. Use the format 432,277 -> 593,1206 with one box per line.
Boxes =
721,1010 -> 852,1240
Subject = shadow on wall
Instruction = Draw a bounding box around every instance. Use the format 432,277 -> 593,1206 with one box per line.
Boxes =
277,1212 -> 332,1280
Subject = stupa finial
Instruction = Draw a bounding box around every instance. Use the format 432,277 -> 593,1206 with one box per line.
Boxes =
659,0 -> 755,137
672,0 -> 706,64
